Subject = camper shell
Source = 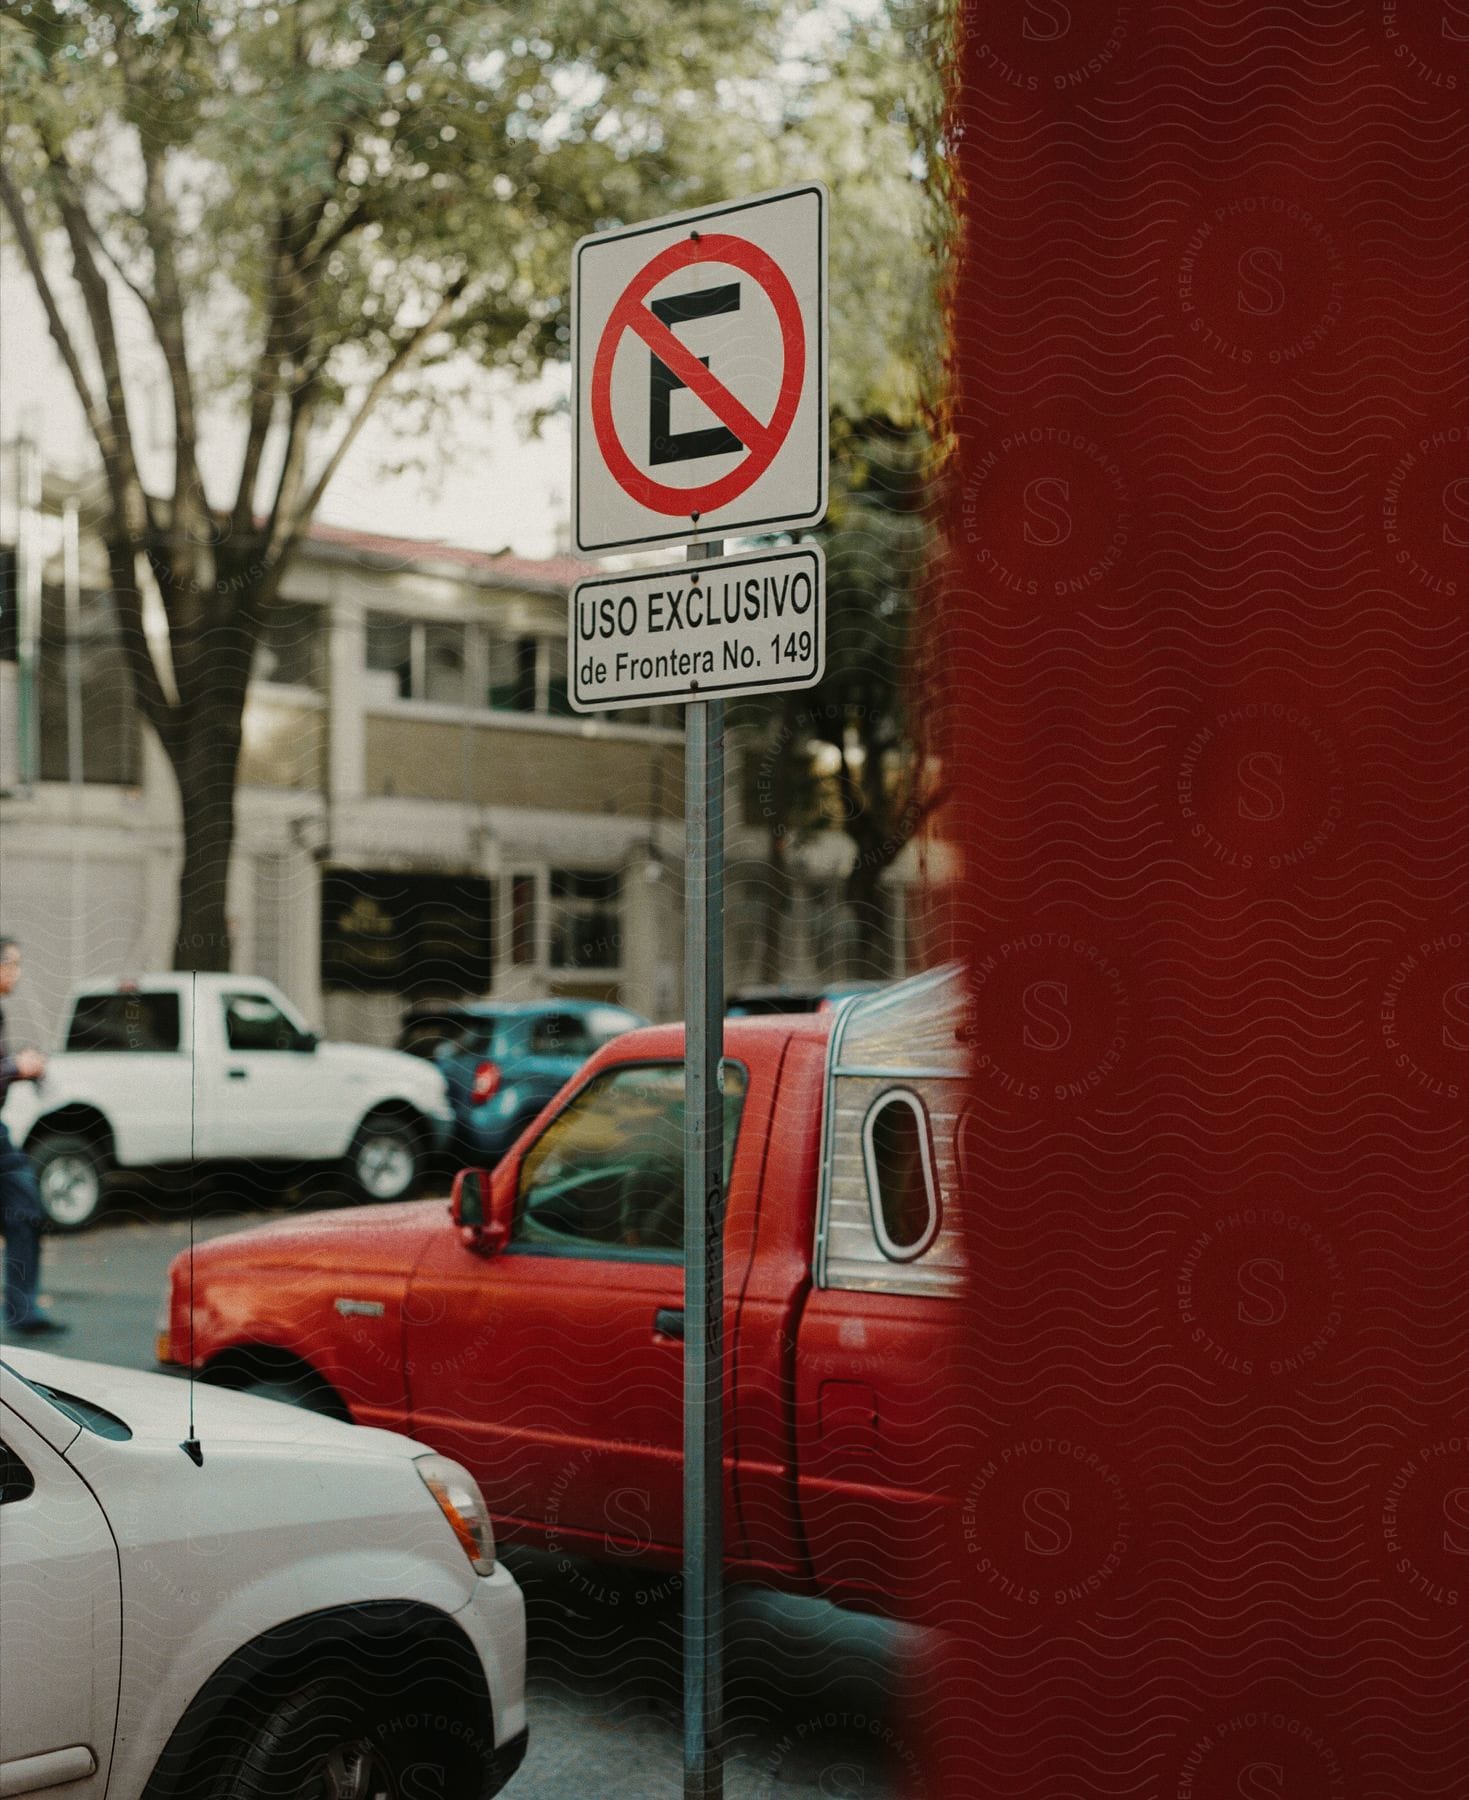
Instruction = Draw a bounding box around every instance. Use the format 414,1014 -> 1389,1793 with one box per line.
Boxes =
815,963 -> 967,1298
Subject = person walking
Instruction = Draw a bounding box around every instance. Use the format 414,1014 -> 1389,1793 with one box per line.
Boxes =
0,937 -> 66,1336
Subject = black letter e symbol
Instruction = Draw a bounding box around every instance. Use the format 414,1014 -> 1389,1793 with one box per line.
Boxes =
649,284 -> 744,466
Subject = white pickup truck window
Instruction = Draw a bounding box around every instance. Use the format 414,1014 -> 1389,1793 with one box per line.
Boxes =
66,992 -> 181,1053
223,992 -> 308,1053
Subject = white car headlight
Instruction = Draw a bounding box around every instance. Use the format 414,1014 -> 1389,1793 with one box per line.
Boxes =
415,1453 -> 496,1574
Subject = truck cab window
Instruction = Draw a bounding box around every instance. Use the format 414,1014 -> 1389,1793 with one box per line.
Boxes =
862,1089 -> 940,1262
66,992 -> 181,1052
515,1061 -> 746,1257
224,992 -> 306,1053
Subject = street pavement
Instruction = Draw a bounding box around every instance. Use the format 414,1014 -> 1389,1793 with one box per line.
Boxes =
21,1185 -> 921,1798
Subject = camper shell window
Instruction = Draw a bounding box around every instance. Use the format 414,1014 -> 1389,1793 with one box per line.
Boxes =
861,1087 -> 941,1262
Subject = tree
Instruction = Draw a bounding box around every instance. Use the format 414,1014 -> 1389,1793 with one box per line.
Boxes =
739,418 -> 943,980
734,1 -> 949,980
2,0 -> 920,969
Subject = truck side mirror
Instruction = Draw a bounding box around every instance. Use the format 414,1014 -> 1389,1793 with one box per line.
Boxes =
450,1166 -> 511,1256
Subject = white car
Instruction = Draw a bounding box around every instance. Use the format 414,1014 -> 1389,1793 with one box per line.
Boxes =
0,1348 -> 527,1799
2,975 -> 455,1230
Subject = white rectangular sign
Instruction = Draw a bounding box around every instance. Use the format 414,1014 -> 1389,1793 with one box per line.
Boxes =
568,545 -> 825,712
572,183 -> 827,556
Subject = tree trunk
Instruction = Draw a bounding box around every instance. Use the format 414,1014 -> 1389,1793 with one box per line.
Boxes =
843,850 -> 894,981
746,711 -> 800,986
163,699 -> 245,972
758,827 -> 792,986
154,582 -> 253,973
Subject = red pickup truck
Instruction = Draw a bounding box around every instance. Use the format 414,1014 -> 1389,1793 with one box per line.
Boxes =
160,968 -> 966,1613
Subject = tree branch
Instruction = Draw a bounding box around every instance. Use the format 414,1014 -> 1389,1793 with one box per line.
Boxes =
302,195 -> 372,271
290,127 -> 354,260
74,208 -> 154,317
72,183 -> 207,560
47,164 -> 155,543
233,364 -> 280,531
231,215 -> 293,535
261,276 -> 468,584
138,145 -> 205,528
2,162 -> 183,743
233,57 -> 392,534
260,374 -> 319,566
0,166 -> 112,491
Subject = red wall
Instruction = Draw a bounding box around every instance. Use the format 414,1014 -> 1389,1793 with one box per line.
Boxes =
931,5 -> 1467,1795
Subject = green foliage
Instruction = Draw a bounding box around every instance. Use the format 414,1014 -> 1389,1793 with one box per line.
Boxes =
726,4 -> 948,975
737,417 -> 936,835
3,0 -> 940,445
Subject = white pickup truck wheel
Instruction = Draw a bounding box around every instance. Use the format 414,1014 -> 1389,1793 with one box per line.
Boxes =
346,1112 -> 423,1204
29,1132 -> 108,1232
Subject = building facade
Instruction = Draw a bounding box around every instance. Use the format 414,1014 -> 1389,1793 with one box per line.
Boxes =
0,497 -> 928,1049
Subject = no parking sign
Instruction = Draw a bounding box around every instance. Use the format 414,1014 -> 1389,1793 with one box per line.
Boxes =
567,182 -> 830,1800
572,184 -> 827,555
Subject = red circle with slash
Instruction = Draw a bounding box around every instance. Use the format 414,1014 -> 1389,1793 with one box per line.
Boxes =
591,233 -> 806,518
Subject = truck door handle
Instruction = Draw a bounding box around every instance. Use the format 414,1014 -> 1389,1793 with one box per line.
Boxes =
227,1067 -> 248,1080
653,1307 -> 685,1342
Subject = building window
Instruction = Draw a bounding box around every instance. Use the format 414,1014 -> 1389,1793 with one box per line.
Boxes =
510,872 -> 538,965
365,613 -> 468,706
487,632 -> 538,712
423,622 -> 467,705
367,609 -> 682,733
545,636 -> 573,717
486,631 -> 574,717
365,613 -> 414,698
38,586 -> 141,785
254,601 -> 321,689
549,868 -> 621,971
0,546 -> 17,663
601,701 -> 682,729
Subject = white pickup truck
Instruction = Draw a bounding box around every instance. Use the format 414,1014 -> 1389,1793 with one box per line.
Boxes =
2,974 -> 454,1230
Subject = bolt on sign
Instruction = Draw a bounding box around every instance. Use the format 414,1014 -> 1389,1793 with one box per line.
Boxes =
568,545 -> 825,713
572,183 -> 828,556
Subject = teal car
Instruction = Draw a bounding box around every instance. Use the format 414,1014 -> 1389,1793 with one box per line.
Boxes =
397,1000 -> 648,1166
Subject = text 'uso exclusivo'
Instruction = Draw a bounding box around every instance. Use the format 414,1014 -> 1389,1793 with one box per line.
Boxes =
578,564 -> 817,642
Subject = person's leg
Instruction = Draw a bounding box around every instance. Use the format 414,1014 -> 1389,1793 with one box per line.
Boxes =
0,1127 -> 45,1329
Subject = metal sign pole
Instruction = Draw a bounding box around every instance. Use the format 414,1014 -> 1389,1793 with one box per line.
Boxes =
684,534 -> 726,1800
571,183 -> 825,1800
